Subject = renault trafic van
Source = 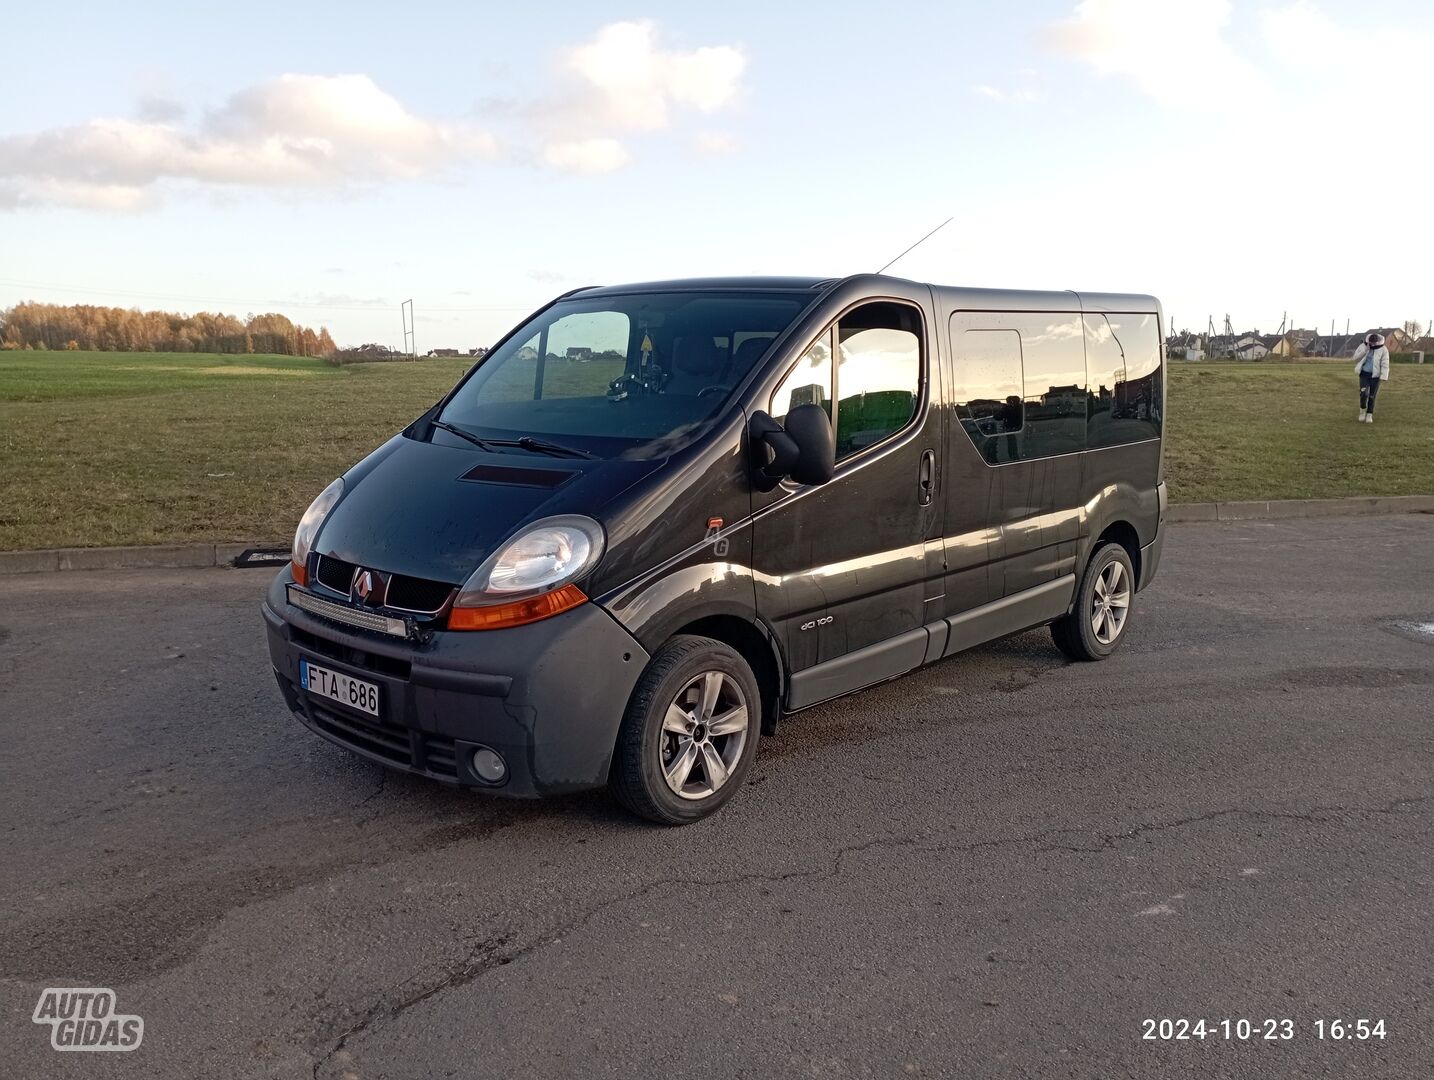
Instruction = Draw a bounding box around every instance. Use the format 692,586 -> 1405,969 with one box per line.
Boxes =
262,275 -> 1166,823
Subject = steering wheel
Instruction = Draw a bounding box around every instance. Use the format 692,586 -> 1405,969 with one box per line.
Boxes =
697,385 -> 727,398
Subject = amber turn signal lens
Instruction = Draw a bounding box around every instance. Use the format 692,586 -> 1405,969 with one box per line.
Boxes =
447,583 -> 587,630
291,560 -> 308,587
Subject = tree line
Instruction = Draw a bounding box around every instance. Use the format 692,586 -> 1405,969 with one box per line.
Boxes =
0,302 -> 338,357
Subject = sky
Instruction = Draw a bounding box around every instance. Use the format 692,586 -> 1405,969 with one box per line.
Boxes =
2,0 -> 1432,348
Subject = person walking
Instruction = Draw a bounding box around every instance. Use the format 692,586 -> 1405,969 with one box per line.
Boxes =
1353,331 -> 1390,423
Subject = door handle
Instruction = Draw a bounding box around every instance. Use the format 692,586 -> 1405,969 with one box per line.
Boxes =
918,449 -> 935,506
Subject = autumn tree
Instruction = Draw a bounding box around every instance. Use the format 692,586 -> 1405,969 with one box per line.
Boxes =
0,302 -> 339,357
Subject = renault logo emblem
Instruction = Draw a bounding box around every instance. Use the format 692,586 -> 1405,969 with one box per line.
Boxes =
351,568 -> 382,606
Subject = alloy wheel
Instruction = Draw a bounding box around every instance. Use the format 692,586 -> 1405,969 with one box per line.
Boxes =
1090,559 -> 1131,645
659,671 -> 749,800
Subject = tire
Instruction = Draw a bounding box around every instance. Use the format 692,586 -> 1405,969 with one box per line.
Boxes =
1051,542 -> 1136,662
611,635 -> 761,825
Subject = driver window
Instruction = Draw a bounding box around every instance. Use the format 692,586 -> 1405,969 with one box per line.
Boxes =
770,329 -> 833,424
835,303 -> 921,459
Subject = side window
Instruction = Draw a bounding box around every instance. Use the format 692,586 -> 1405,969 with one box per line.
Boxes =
1084,314 -> 1125,449
952,311 -> 1086,463
481,311 -> 630,402
955,329 -> 1025,464
834,302 -> 922,459
1106,313 -> 1162,441
770,328 -> 832,424
1017,313 -> 1086,458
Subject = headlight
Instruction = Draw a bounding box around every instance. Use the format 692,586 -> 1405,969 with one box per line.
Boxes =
449,515 -> 604,630
291,477 -> 344,582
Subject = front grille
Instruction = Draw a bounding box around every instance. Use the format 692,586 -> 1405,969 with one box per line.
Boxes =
310,703 -> 412,766
315,554 -> 357,593
314,554 -> 454,614
386,576 -> 455,613
305,702 -> 459,779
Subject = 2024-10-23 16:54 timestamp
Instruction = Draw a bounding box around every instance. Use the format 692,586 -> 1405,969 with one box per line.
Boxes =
1143,1018 -> 1388,1041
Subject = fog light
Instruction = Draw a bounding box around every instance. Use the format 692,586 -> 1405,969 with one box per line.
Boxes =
471,747 -> 507,784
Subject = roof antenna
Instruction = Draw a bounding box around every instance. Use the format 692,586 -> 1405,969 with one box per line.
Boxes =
876,217 -> 954,275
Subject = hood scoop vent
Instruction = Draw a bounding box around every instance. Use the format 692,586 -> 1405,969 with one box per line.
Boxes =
458,463 -> 577,489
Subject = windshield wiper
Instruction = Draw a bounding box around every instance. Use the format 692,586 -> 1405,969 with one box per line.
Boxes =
494,436 -> 596,460
429,418 -> 497,452
430,420 -> 595,460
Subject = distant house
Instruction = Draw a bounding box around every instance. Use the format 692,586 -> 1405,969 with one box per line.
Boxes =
1305,328 -> 1410,358
1233,339 -> 1270,360
515,345 -> 539,361
426,348 -> 461,357
1207,332 -> 1261,359
1165,332 -> 1204,360
1383,328 -> 1413,352
1041,383 -> 1084,413
1267,329 -> 1318,357
468,347 -> 489,358
1205,335 -> 1235,358
565,347 -> 593,362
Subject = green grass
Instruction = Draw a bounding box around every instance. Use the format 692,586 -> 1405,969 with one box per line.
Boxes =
1,352 -> 1431,550
1165,362 -> 1434,503
0,351 -> 470,550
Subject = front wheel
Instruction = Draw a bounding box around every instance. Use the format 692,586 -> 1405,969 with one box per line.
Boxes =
1051,543 -> 1135,661
611,635 -> 761,825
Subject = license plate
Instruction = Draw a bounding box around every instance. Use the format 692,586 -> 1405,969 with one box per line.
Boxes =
299,658 -> 379,717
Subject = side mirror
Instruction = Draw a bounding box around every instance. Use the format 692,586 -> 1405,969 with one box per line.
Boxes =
748,405 -> 835,490
748,411 -> 800,491
785,403 -> 835,485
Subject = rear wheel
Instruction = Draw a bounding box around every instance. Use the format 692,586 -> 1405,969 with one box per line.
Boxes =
1051,542 -> 1135,661
611,635 -> 761,825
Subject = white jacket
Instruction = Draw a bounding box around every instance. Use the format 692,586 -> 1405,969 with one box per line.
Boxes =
1353,343 -> 1390,380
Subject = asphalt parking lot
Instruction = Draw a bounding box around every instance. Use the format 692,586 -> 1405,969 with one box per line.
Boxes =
2,514 -> 1432,1078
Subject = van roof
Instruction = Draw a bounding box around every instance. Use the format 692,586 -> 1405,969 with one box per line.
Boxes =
574,276 -> 837,296
570,274 -> 1159,313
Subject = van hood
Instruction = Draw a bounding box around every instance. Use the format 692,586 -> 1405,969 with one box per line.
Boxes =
312,433 -> 665,585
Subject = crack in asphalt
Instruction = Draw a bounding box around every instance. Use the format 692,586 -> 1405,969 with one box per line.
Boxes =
1038,795 -> 1431,854
308,792 -> 1431,1076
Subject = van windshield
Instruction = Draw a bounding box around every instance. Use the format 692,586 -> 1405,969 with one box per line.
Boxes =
437,291 -> 811,457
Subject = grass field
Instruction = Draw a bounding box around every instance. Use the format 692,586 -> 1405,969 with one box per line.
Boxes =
1,352 -> 1431,550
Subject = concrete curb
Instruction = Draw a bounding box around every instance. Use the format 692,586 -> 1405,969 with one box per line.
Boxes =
2,494 -> 1433,575
0,542 -> 291,575
1165,494 -> 1434,523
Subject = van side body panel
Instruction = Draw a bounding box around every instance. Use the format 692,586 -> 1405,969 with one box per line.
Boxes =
599,278 -> 1164,714
743,277 -> 946,706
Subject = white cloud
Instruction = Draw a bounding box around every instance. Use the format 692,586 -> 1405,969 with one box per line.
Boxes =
971,82 -> 1041,103
692,130 -> 738,156
1048,0 -> 1268,109
536,20 -> 747,173
542,137 -> 630,174
1038,0 -> 1434,332
0,21 -> 749,206
560,20 -> 745,132
0,73 -> 496,209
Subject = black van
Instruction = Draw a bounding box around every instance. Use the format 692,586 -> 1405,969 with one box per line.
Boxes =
262,275 -> 1165,823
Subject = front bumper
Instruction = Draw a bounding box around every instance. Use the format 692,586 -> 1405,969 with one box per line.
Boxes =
262,569 -> 650,797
